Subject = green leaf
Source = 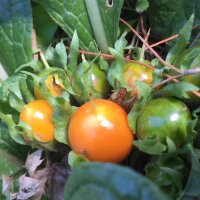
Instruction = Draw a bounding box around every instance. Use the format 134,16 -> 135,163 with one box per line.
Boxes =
173,45 -> 200,71
45,40 -> 67,69
68,151 -> 89,168
33,0 -> 124,52
50,92 -> 77,145
161,82 -> 199,99
166,14 -> 194,65
32,3 -> 58,49
64,163 -> 170,200
146,0 -> 200,39
133,138 -> 167,155
84,0 -> 124,52
33,0 -> 97,52
136,0 -> 149,13
0,124 -> 30,160
128,81 -> 152,132
0,0 -> 32,75
68,31 -> 79,74
146,155 -> 185,198
178,144 -> 200,200
0,113 -> 26,145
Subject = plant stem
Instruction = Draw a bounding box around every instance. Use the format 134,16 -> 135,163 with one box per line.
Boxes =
139,29 -> 150,61
84,0 -> 109,53
39,50 -> 50,69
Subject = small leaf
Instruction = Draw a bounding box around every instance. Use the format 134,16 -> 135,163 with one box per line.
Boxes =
161,82 -> 199,99
136,0 -> 149,13
68,151 -> 89,168
45,40 -> 67,69
25,150 -> 44,176
128,81 -> 152,132
68,31 -> 79,73
50,92 -> 77,145
166,14 -> 194,65
166,137 -> 177,154
133,139 -> 167,155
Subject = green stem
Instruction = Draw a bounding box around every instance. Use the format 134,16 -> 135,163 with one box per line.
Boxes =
85,0 -> 109,53
139,29 -> 150,62
39,50 -> 50,69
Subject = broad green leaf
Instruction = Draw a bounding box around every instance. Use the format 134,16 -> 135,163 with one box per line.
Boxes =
33,0 -> 97,52
32,3 -> 58,49
161,82 -> 199,99
166,14 -> 194,65
33,0 -> 124,53
136,0 -> 149,13
147,0 -> 200,39
64,163 -> 170,200
84,0 -> 124,52
0,0 -> 32,75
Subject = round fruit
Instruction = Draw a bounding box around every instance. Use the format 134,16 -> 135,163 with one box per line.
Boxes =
123,61 -> 153,93
34,74 -> 64,99
20,100 -> 54,142
136,98 -> 191,146
68,99 -> 133,163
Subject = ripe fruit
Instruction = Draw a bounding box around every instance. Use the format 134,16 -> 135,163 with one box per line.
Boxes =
34,74 -> 64,99
20,100 -> 54,142
123,61 -> 153,94
68,99 -> 133,163
136,98 -> 191,146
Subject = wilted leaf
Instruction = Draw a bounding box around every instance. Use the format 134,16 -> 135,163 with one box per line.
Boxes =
2,175 -> 12,195
25,150 -> 44,176
17,175 -> 40,200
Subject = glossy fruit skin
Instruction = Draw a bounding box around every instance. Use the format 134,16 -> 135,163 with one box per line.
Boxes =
136,98 -> 191,146
123,61 -> 153,90
20,100 -> 54,142
68,99 -> 133,163
34,74 -> 64,99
